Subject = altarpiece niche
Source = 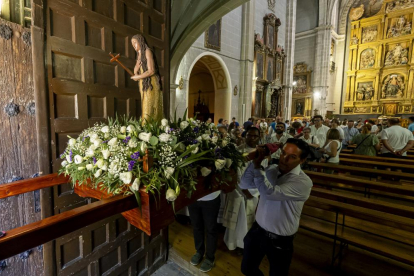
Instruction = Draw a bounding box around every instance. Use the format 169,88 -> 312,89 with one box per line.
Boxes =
292,62 -> 312,117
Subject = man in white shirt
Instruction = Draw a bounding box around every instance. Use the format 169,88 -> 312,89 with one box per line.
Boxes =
331,119 -> 344,142
240,139 -> 312,276
381,118 -> 414,158
310,115 -> 330,148
368,120 -> 378,134
270,122 -> 293,164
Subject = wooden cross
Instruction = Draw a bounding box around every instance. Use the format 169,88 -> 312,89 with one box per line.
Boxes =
109,52 -> 134,76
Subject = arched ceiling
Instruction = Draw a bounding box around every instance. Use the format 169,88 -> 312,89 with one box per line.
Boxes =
170,0 -> 248,81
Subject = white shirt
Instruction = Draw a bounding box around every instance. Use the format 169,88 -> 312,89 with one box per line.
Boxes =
332,126 -> 344,140
270,132 -> 293,159
300,134 -> 320,147
198,191 -> 221,201
310,125 -> 330,148
240,163 -> 313,236
324,140 -> 341,163
381,125 -> 414,156
371,124 -> 378,134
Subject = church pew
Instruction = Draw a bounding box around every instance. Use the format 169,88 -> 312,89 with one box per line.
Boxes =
307,162 -> 414,184
304,170 -> 414,200
346,144 -> 414,155
339,153 -> 414,166
300,196 -> 414,267
339,158 -> 414,173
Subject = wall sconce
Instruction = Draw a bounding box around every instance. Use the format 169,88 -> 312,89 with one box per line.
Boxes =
178,76 -> 184,90
292,81 -> 297,86
313,91 -> 326,100
233,85 -> 238,96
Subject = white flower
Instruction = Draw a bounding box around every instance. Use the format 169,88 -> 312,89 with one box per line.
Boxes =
108,161 -> 121,175
211,136 -> 218,144
78,167 -> 85,171
165,126 -> 171,133
93,139 -> 102,147
90,133 -> 98,142
86,164 -> 94,171
94,169 -> 102,178
159,133 -> 171,143
180,121 -> 189,130
102,149 -> 110,159
104,133 -> 110,139
120,126 -> 127,133
225,158 -> 232,168
161,118 -> 169,127
131,178 -> 140,191
68,138 -> 76,146
192,147 -> 199,154
66,155 -> 73,163
85,148 -> 95,157
96,159 -> 105,168
61,161 -> 68,167
201,167 -> 211,177
215,159 -> 226,170
119,172 -> 133,184
139,132 -> 152,142
141,142 -> 147,152
89,144 -> 98,150
166,188 -> 177,202
108,138 -> 118,146
101,126 -> 109,133
201,134 -> 211,140
222,139 -> 228,147
74,155 -> 83,164
128,138 -> 138,148
209,123 -> 215,128
196,136 -> 202,142
101,162 -> 108,171
127,125 -> 135,132
165,167 -> 175,179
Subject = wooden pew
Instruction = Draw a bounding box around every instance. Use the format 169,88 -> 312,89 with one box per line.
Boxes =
307,162 -> 414,184
339,153 -> 414,165
339,158 -> 414,173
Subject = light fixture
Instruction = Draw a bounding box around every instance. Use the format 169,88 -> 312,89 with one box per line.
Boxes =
292,81 -> 297,86
314,92 -> 321,98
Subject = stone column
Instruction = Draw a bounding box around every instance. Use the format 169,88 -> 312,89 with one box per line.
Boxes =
238,1 -> 255,123
169,83 -> 178,117
283,0 -> 297,120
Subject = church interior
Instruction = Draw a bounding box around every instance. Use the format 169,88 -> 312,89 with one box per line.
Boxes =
1,0 -> 414,275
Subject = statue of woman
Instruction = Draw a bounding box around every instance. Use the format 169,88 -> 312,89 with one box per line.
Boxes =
131,34 -> 163,123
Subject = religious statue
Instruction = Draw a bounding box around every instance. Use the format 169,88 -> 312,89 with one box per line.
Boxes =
382,75 -> 405,98
362,26 -> 378,43
387,16 -> 412,38
296,102 -> 303,115
351,35 -> 359,45
360,49 -> 375,69
384,43 -> 409,66
130,34 -> 164,123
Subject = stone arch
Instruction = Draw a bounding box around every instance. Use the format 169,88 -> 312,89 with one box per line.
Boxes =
338,0 -> 359,35
176,52 -> 232,124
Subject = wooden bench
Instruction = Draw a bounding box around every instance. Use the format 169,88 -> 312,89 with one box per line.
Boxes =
307,162 -> 414,184
339,153 -> 414,165
339,158 -> 414,173
301,191 -> 414,266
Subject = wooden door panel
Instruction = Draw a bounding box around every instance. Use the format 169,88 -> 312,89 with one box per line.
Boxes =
44,0 -> 170,274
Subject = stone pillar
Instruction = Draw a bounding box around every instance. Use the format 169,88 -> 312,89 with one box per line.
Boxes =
169,84 -> 178,117
238,1 -> 255,123
283,0 -> 297,120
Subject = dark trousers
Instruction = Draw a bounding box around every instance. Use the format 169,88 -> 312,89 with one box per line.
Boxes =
381,153 -> 408,159
241,222 -> 294,276
188,195 -> 221,261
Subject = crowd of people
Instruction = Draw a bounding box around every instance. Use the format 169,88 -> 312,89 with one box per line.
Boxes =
185,115 -> 414,275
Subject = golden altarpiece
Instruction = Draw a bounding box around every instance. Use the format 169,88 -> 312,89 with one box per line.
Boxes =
345,0 -> 414,116
253,13 -> 286,118
292,62 -> 313,118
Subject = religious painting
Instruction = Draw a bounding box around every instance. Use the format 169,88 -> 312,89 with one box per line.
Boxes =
293,75 -> 307,94
266,24 -> 275,50
275,57 -> 282,82
205,19 -> 221,51
354,106 -> 370,113
356,82 -> 374,101
386,15 -> 412,39
384,42 -> 409,66
386,1 -> 414,14
266,55 -> 274,82
256,51 -> 264,79
360,48 -> 376,69
361,25 -> 378,43
381,74 -> 405,98
384,103 -> 397,115
294,99 -> 305,115
254,85 -> 264,117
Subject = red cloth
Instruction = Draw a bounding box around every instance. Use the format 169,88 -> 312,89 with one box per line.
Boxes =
297,126 -> 304,134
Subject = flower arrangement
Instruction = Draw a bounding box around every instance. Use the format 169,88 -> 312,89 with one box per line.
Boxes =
59,111 -> 245,209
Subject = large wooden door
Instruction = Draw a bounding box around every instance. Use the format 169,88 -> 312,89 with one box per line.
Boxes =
43,0 -> 170,275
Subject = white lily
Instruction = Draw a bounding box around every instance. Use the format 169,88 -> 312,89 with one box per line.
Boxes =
74,155 -> 83,164
215,159 -> 226,170
166,188 -> 177,202
159,133 -> 171,143
108,138 -> 118,146
161,118 -> 169,127
86,164 -> 94,171
225,158 -> 232,168
119,172 -> 133,184
101,126 -> 109,133
94,169 -> 102,178
120,126 -> 127,133
131,178 -> 140,191
68,138 -> 76,146
200,167 -> 211,177
102,149 -> 110,159
165,167 -> 175,179
138,132 -> 152,142
180,121 -> 189,130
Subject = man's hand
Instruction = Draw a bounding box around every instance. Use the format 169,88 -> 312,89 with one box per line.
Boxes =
253,146 -> 266,169
131,74 -> 140,81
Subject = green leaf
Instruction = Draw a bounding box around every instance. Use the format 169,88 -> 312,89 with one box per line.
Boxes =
149,136 -> 159,146
133,190 -> 142,213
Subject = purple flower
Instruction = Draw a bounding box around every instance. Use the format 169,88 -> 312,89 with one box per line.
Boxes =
130,151 -> 140,160
128,160 -> 136,171
60,153 -> 65,159
123,136 -> 131,143
194,127 -> 199,133
69,150 -> 73,162
93,157 -> 97,164
82,135 -> 89,141
102,140 -> 109,143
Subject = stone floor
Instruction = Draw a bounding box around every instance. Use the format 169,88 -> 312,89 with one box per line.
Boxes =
152,260 -> 193,276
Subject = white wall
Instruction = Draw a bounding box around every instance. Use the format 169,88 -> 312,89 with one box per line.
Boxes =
255,0 -> 287,47
296,0 -> 318,33
294,34 -> 317,74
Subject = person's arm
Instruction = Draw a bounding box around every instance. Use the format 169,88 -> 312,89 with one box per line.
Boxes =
133,58 -> 141,75
239,162 -> 259,189
309,136 -> 320,148
381,139 -> 396,155
131,49 -> 156,81
251,169 -> 311,201
396,140 -> 414,156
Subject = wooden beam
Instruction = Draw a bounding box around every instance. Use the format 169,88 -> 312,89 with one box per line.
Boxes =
0,194 -> 138,260
0,173 -> 69,199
